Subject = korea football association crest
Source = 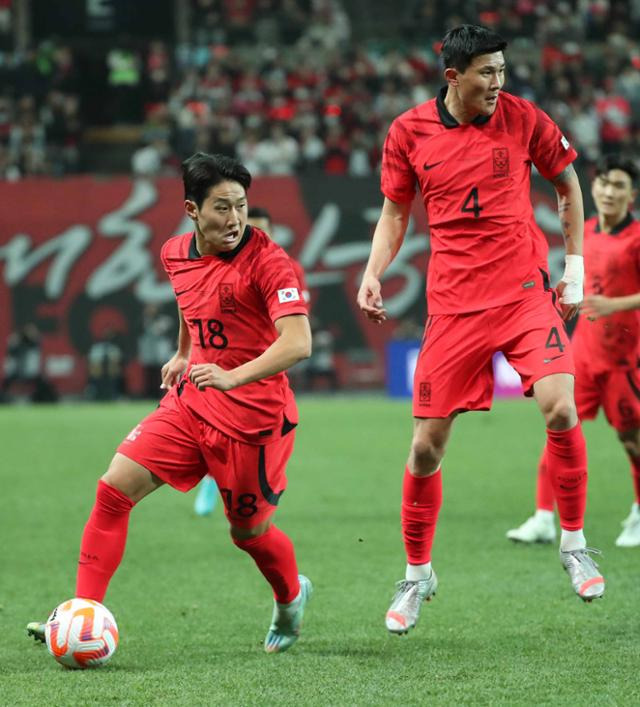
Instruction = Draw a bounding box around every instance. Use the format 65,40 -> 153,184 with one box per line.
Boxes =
493,147 -> 509,178
219,283 -> 237,313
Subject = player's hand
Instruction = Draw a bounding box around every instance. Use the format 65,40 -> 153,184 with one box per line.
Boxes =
556,280 -> 581,321
160,353 -> 189,389
189,363 -> 237,391
357,274 -> 387,324
581,294 -> 616,321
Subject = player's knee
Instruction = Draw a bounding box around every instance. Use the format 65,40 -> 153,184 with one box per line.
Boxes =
543,397 -> 577,430
230,519 -> 271,542
409,437 -> 444,475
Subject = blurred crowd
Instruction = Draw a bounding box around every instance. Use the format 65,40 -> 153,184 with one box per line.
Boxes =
0,0 -> 639,180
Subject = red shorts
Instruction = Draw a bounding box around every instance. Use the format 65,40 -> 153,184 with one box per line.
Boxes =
574,355 -> 640,432
117,394 -> 295,528
413,294 -> 574,418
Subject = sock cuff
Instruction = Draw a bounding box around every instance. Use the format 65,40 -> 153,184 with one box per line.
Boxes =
232,524 -> 274,549
97,478 -> 135,512
546,422 -> 583,444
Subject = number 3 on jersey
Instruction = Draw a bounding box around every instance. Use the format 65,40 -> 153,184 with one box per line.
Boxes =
461,187 -> 483,219
193,318 -> 228,349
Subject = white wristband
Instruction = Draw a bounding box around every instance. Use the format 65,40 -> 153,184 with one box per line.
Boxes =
560,254 -> 584,304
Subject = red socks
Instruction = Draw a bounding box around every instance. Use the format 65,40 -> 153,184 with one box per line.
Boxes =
545,424 -> 588,531
233,525 -> 300,604
76,479 -> 135,602
401,466 -> 442,565
535,448 -> 555,511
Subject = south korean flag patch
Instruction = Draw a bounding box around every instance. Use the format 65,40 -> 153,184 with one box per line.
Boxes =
277,287 -> 300,304
560,135 -> 570,150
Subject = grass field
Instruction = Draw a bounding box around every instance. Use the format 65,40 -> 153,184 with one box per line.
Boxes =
1,396 -> 638,705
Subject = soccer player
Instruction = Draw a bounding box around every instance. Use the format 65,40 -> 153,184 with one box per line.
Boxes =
27,153 -> 313,653
357,24 -> 605,636
507,155 -> 640,547
193,205 -> 310,516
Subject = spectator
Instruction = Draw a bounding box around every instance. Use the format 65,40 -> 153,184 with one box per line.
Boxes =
137,304 -> 174,399
86,329 -> 126,401
1,324 -> 58,403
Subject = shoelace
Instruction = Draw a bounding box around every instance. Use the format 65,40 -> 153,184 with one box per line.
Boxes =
566,547 -> 602,574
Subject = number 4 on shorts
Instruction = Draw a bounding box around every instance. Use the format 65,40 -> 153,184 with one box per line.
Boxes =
545,326 -> 565,353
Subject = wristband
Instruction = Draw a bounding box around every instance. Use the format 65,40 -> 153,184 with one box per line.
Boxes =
560,254 -> 584,304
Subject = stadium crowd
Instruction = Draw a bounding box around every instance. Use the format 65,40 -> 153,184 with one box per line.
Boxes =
0,0 -> 639,179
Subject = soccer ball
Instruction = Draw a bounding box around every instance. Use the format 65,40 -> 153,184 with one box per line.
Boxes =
45,598 -> 119,669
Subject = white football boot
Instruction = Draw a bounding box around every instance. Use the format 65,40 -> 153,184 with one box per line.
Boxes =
615,502 -> 640,547
506,512 -> 556,544
385,569 -> 438,635
560,547 -> 605,601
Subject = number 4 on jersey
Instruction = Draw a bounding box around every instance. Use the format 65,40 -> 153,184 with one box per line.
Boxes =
461,187 -> 483,219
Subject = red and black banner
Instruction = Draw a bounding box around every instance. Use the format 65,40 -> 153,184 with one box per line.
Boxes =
0,174 -> 569,394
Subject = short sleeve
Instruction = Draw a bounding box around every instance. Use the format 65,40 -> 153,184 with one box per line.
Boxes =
381,118 -> 416,204
529,105 -> 577,180
253,250 -> 309,323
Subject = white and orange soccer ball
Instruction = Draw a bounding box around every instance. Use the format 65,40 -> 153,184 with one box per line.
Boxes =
45,598 -> 119,669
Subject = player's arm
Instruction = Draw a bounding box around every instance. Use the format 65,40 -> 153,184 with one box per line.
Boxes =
160,305 -> 191,389
189,314 -> 311,391
582,292 -> 640,320
550,163 -> 584,320
357,197 -> 412,324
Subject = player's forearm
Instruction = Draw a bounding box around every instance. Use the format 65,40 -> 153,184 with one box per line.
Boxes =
230,320 -> 311,387
609,293 -> 640,313
553,166 -> 584,256
363,205 -> 410,279
176,306 -> 191,358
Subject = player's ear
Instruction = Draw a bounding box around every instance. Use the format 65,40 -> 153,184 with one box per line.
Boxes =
185,199 -> 198,221
444,67 -> 459,86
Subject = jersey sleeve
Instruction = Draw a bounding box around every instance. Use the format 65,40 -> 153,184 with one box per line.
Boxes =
380,118 -> 416,204
253,250 -> 309,322
528,105 -> 577,180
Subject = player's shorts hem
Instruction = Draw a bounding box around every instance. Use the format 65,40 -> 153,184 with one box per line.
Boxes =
115,450 -> 202,493
412,406 -> 491,419
523,368 -> 575,397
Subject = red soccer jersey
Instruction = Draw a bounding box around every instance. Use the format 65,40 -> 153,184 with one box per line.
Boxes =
290,257 -> 310,303
381,88 -> 577,314
572,214 -> 640,372
160,225 -> 308,443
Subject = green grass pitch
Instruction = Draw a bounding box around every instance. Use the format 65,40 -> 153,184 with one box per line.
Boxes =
1,397 -> 638,705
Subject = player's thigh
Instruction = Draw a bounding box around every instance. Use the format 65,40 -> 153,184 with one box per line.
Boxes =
602,369 -> 640,433
116,400 -> 208,494
208,429 -> 296,529
413,313 -> 495,418
501,294 -> 574,396
102,453 -> 164,503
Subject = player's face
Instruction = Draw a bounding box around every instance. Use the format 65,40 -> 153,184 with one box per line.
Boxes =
186,180 -> 248,255
591,169 -> 636,223
450,52 -> 505,118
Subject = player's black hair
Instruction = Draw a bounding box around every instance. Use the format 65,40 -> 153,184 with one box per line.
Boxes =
248,206 -> 272,221
595,154 -> 639,186
441,24 -> 507,73
182,152 -> 252,208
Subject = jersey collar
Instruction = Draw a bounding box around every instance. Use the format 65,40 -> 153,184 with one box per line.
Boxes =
436,86 -> 492,128
188,225 -> 253,260
594,212 -> 634,235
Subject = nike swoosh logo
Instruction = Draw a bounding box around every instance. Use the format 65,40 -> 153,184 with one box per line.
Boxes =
423,160 -> 444,171
543,354 -> 564,363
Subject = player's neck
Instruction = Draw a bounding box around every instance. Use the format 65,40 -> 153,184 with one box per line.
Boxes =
598,212 -> 627,234
443,88 -> 478,125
